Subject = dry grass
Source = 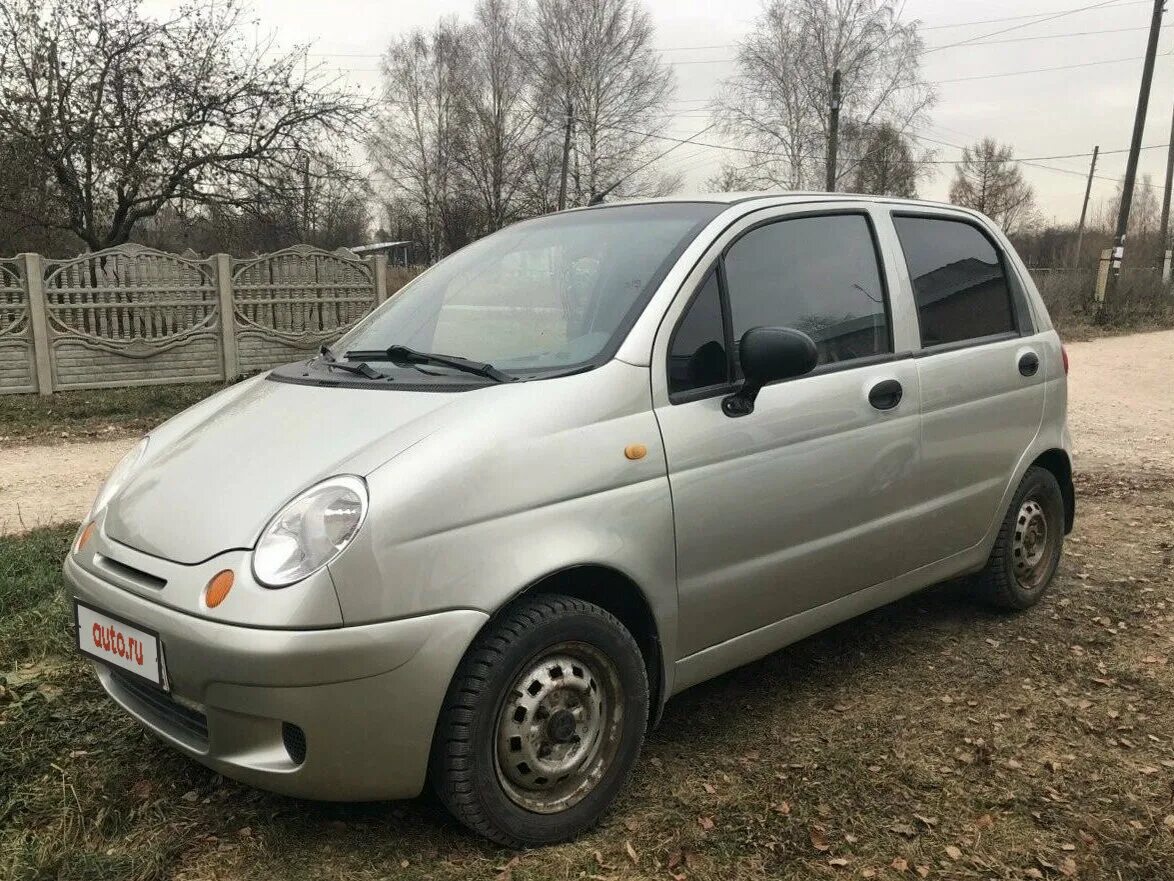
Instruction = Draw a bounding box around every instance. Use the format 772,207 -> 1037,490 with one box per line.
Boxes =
0,383 -> 226,445
3,470 -> 1174,880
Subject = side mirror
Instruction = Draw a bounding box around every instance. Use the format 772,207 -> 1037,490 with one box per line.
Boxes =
722,326 -> 818,417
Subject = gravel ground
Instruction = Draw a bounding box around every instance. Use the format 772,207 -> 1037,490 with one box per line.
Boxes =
1,328 -> 1172,536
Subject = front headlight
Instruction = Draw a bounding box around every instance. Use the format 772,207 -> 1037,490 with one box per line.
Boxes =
252,475 -> 369,587
90,437 -> 149,516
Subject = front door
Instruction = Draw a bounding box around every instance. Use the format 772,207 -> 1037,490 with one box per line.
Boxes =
652,207 -> 925,658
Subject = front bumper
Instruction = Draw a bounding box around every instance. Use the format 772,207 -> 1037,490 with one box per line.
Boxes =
64,555 -> 487,800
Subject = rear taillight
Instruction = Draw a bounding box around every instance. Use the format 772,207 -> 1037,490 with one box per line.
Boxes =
1061,344 -> 1069,375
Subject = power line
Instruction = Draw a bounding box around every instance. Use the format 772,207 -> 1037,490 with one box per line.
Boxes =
920,0 -> 1149,30
924,0 -> 1128,53
930,22 -> 1173,49
306,2 -> 1155,63
934,49 -> 1174,84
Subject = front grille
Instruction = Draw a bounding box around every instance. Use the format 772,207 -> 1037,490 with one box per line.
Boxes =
110,669 -> 208,743
94,553 -> 167,591
282,722 -> 307,765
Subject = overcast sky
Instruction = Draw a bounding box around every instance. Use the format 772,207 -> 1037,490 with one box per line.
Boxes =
146,0 -> 1174,227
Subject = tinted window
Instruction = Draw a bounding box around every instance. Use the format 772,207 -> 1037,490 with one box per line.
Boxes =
893,216 -> 1016,347
669,270 -> 729,394
723,214 -> 890,365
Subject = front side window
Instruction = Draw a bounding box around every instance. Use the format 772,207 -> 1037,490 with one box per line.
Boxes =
668,270 -> 729,395
334,203 -> 722,376
892,215 -> 1016,347
722,214 -> 890,364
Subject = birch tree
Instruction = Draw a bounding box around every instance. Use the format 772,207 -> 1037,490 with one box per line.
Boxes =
369,21 -> 470,261
527,0 -> 675,207
712,0 -> 933,191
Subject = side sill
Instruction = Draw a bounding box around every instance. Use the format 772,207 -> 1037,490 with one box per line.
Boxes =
670,543 -> 988,695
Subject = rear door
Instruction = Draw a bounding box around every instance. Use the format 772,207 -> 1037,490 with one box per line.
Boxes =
652,204 -> 924,658
885,210 -> 1047,566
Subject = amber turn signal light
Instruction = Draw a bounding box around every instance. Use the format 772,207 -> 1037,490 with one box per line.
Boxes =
624,443 -> 647,461
204,570 -> 235,608
76,521 -> 96,553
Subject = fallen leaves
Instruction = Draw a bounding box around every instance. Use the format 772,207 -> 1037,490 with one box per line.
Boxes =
809,825 -> 830,852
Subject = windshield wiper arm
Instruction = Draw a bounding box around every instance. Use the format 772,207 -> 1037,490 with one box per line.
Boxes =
317,344 -> 385,380
344,344 -> 518,383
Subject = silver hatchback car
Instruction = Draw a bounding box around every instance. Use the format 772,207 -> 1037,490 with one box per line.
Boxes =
65,193 -> 1073,846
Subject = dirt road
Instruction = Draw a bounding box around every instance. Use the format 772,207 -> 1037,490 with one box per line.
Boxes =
2,328 -> 1172,535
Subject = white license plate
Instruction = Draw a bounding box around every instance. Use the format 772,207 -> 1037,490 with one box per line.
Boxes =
75,600 -> 167,691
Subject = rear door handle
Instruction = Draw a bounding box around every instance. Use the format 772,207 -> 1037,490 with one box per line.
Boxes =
1018,352 -> 1040,377
868,379 -> 903,411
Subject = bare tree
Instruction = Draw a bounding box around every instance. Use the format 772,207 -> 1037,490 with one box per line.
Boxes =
712,0 -> 933,191
369,20 -> 471,261
0,0 -> 368,252
1096,174 -> 1163,265
527,0 -> 675,207
949,138 -> 1038,234
455,0 -> 543,232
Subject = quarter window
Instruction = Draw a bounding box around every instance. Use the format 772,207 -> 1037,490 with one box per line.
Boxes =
892,216 -> 1016,347
722,214 -> 891,365
668,270 -> 729,395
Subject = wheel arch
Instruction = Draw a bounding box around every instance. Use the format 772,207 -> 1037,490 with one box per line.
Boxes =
1030,448 -> 1075,534
501,564 -> 667,726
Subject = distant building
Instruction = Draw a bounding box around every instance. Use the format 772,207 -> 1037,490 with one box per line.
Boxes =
349,240 -> 417,266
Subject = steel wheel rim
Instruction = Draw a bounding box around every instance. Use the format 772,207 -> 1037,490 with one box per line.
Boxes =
493,641 -> 624,814
1012,498 -> 1054,589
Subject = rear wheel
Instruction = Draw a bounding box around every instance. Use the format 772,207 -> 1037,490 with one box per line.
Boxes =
430,593 -> 648,847
977,466 -> 1065,610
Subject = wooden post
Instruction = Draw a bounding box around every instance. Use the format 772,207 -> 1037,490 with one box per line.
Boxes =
1095,249 -> 1112,303
22,252 -> 54,396
1106,0 -> 1165,308
826,68 -> 842,193
1073,146 -> 1098,269
214,254 -> 239,380
371,253 -> 388,305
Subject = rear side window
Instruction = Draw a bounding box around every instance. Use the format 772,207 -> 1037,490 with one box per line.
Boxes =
722,214 -> 891,365
893,216 -> 1016,347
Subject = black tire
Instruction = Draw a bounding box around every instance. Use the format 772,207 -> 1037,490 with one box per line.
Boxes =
977,466 -> 1065,610
430,593 -> 648,847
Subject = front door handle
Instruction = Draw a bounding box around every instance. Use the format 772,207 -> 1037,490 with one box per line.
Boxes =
868,379 -> 903,411
1018,352 -> 1040,377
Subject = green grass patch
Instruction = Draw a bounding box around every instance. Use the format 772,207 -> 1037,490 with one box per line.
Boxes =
0,383 -> 226,445
0,524 -> 78,666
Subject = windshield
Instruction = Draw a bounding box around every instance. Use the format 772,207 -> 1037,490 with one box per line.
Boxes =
334,202 -> 723,375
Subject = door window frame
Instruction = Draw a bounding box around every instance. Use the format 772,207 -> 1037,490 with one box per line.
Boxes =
666,207 -> 902,405
890,209 -> 1036,356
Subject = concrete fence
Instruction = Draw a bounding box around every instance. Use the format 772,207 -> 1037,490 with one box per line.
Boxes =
0,244 -> 408,396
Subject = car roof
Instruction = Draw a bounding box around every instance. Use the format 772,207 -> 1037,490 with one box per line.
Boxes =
596,191 -> 968,211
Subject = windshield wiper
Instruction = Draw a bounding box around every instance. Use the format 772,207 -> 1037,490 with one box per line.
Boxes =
316,344 -> 385,380
344,344 -> 518,383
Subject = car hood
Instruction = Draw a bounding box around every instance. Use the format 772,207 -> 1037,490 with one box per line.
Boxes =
103,374 -> 469,564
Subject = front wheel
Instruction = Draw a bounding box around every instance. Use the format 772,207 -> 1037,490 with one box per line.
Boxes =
977,466 -> 1066,610
430,594 -> 648,847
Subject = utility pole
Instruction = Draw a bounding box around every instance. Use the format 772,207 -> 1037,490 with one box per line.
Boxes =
302,154 -> 311,241
1160,101 -> 1174,277
1105,0 -> 1165,307
1074,145 -> 1099,269
557,101 -> 574,211
826,68 -> 842,192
